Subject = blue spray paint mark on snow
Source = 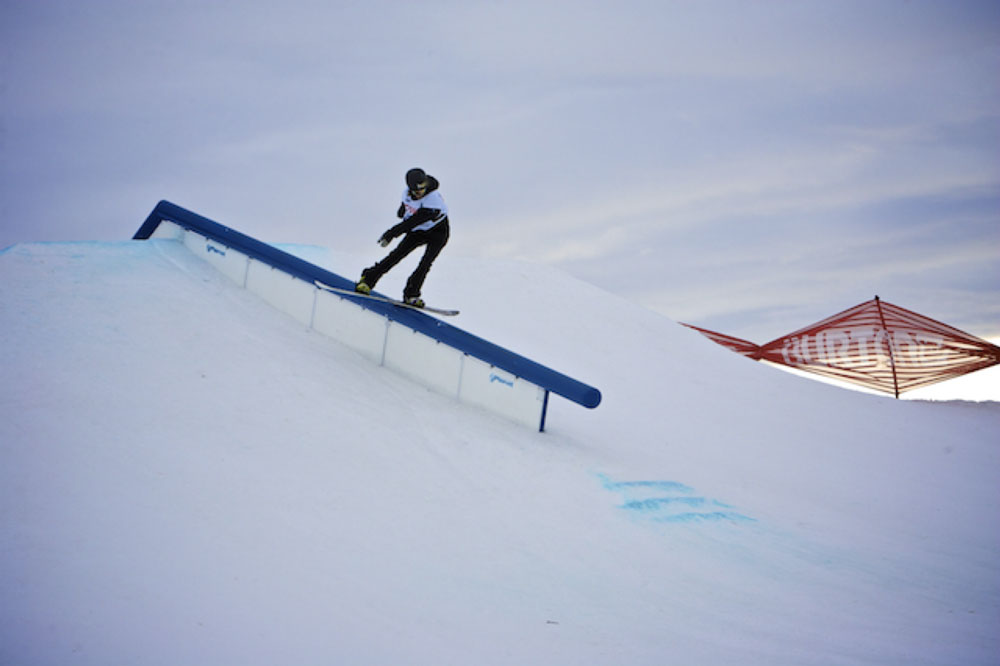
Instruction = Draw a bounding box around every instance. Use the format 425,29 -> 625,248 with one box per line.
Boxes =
599,474 -> 754,525
602,479 -> 694,494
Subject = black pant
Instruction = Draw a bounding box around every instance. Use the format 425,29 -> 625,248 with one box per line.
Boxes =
363,220 -> 450,299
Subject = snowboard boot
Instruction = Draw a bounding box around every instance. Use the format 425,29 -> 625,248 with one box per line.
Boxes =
355,276 -> 372,294
404,296 -> 425,308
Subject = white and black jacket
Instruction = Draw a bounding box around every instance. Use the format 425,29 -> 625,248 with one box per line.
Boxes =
382,176 -> 449,241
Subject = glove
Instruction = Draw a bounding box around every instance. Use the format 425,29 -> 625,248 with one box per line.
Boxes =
378,234 -> 391,248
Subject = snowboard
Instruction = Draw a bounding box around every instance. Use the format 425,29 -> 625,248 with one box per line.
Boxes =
314,280 -> 459,316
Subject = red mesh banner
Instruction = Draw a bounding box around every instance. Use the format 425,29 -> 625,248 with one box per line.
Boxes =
685,297 -> 999,397
682,324 -> 761,359
756,297 -> 1000,396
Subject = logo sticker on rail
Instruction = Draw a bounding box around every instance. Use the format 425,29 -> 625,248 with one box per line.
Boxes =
489,373 -> 515,387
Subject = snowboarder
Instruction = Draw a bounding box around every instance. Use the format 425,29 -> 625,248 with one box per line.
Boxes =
355,168 -> 450,308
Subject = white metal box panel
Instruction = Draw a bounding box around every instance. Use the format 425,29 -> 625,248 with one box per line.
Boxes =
459,356 -> 546,429
181,230 -> 250,287
149,220 -> 184,240
383,323 -> 464,398
312,289 -> 389,364
245,260 -> 315,327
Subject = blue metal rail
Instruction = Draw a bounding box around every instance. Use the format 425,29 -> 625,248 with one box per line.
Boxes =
134,200 -> 602,410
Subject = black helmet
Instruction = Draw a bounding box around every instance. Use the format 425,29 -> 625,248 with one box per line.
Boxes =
405,168 -> 428,190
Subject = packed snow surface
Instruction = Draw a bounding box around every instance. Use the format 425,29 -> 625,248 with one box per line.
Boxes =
2,239 -> 998,665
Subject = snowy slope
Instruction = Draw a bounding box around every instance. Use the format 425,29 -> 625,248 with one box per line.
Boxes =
2,239 -> 998,666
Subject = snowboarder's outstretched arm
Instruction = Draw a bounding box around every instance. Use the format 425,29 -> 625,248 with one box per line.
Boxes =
380,206 -> 442,243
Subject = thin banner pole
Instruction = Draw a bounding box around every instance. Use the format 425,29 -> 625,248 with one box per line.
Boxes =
874,295 -> 900,398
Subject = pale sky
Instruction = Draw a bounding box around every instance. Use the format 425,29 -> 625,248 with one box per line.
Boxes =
2,0 -> 998,345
